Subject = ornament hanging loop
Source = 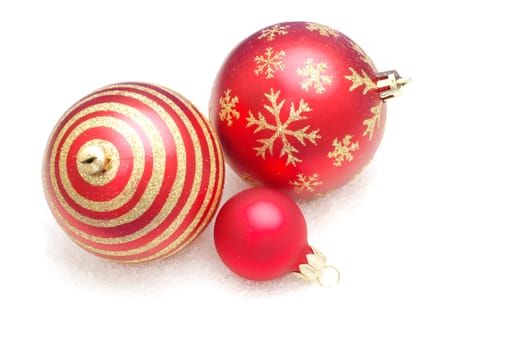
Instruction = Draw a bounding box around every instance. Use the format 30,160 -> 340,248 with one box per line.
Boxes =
376,70 -> 411,100
317,265 -> 341,288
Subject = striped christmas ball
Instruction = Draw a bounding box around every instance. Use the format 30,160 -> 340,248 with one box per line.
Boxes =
42,82 -> 224,263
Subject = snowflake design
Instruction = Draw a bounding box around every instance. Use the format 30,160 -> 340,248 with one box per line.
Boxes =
328,135 -> 359,166
219,89 -> 240,126
351,42 -> 376,72
258,24 -> 289,41
305,23 -> 339,37
297,58 -> 333,94
254,47 -> 286,79
289,173 -> 322,193
344,67 -> 377,95
362,104 -> 382,140
240,172 -> 263,187
246,89 -> 321,166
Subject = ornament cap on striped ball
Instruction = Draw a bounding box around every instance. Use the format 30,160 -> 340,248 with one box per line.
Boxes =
43,83 -> 225,263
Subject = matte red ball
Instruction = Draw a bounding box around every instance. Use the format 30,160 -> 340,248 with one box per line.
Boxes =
43,82 -> 225,263
214,188 -> 313,281
210,21 -> 387,199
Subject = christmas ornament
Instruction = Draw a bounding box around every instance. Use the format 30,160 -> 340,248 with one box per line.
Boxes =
43,83 -> 224,263
214,187 -> 338,284
210,21 -> 408,199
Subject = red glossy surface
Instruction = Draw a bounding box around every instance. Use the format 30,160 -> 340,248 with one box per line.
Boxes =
210,22 -> 386,199
214,188 -> 312,281
43,83 -> 225,263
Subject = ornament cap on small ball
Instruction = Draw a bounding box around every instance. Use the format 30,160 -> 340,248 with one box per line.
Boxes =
210,21 -> 409,199
214,187 -> 339,285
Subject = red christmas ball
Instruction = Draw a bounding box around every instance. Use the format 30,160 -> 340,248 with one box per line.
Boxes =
214,188 -> 332,282
210,21 -> 406,199
43,83 -> 225,263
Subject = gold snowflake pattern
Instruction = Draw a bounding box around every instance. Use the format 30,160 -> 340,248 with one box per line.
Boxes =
246,89 -> 321,167
254,47 -> 286,79
305,23 -> 339,37
351,42 -> 376,72
328,135 -> 359,166
344,67 -> 377,95
258,24 -> 289,41
362,104 -> 382,140
289,173 -> 322,193
297,58 -> 333,94
240,172 -> 263,187
219,89 -> 240,126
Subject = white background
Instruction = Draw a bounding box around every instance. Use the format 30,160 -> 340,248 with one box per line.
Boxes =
1,1 -> 522,349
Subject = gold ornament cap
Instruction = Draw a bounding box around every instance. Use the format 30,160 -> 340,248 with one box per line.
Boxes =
294,247 -> 341,287
377,70 -> 411,100
77,144 -> 110,177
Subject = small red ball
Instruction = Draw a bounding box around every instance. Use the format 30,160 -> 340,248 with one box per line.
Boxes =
210,21 -> 387,199
214,188 -> 312,281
